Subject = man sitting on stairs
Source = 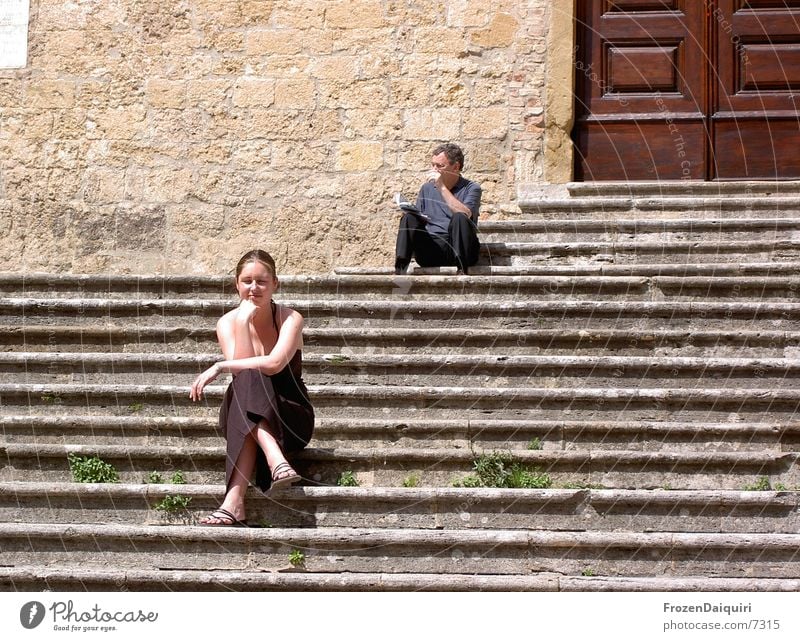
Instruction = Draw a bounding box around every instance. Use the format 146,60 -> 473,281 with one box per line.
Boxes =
394,142 -> 482,275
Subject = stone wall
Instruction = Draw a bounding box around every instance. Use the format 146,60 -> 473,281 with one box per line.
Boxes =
0,0 -> 550,274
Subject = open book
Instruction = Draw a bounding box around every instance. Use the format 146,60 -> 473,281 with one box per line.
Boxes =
394,193 -> 430,221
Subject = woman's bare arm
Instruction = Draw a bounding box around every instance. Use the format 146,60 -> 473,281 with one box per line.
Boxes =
190,306 -> 303,401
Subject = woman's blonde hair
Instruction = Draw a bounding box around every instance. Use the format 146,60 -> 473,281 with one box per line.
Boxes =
235,249 -> 277,279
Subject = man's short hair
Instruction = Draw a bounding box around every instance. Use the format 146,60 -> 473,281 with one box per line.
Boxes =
432,143 -> 465,171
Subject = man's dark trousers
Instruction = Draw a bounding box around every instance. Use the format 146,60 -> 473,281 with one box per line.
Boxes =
395,212 -> 480,273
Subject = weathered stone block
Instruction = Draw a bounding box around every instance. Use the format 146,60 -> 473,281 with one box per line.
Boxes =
239,0 -> 276,26
247,109 -> 342,141
272,2 -> 326,29
169,203 -> 226,239
274,79 -> 317,108
430,79 -> 470,108
337,142 -> 384,171
447,0 -> 518,28
125,167 -> 192,204
84,167 -> 127,205
413,28 -> 468,54
232,78 -> 275,107
386,0 -> 441,27
470,13 -> 520,48
390,79 -> 432,107
25,81 -> 76,109
202,29 -> 244,52
191,0 -> 243,30
186,80 -> 231,108
251,55 -> 312,77
310,56 -> 360,81
403,109 -> 461,141
272,142 -> 332,170
319,80 -> 388,109
344,109 -> 403,140
245,30 -> 305,56
113,204 -> 168,250
326,1 -> 384,29
145,80 -> 186,109
463,107 -> 509,139
86,106 -> 147,141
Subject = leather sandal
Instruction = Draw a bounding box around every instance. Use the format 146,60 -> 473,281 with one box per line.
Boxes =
271,461 -> 301,491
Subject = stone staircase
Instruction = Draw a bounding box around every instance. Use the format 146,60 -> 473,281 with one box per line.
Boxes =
2,182 -> 800,591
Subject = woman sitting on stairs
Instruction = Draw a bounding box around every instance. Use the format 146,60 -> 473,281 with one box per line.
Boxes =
189,249 -> 315,527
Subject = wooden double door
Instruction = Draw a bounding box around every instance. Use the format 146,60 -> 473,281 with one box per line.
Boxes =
573,0 -> 800,180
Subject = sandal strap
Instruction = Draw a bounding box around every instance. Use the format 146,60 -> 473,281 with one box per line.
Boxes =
202,508 -> 238,524
272,462 -> 294,476
212,508 -> 237,522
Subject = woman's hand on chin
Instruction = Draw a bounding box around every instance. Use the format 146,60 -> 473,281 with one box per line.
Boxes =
237,298 -> 259,320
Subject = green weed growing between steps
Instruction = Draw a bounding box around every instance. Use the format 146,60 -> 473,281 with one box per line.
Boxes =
453,452 -> 552,489
743,476 -> 790,491
289,549 -> 306,567
145,470 -> 187,484
67,454 -> 120,483
153,495 -> 192,513
337,470 -> 359,487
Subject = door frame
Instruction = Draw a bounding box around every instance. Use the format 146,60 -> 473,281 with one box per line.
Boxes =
544,0 -> 578,184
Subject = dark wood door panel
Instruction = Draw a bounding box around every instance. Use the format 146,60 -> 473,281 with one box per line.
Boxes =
740,44 -> 800,91
574,0 -> 800,179
574,0 -> 707,179
577,120 -> 707,180
577,0 -> 706,115
607,44 -> 680,92
716,0 -> 800,110
714,117 -> 800,178
607,0 -> 684,10
714,0 -> 800,177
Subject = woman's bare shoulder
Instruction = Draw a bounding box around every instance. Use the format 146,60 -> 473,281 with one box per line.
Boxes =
275,303 -> 303,324
216,308 -> 239,331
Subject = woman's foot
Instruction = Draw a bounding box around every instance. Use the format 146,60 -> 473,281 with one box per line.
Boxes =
270,461 -> 301,491
198,507 -> 247,527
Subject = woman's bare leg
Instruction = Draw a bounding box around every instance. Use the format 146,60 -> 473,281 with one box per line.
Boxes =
255,422 -> 289,471
200,433 -> 256,524
255,420 -> 300,483
200,419 -> 294,525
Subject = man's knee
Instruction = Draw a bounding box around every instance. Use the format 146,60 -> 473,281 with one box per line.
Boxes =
399,211 -> 425,231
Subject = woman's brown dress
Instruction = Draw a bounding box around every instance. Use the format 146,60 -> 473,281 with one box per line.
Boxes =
217,302 -> 314,492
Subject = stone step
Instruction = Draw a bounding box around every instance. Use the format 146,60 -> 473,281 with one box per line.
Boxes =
1,483 -> 797,533
4,352 -> 800,389
481,241 -> 800,266
1,566 -> 796,592
3,383 -> 800,423
5,298 -> 800,330
7,275 -> 800,302
4,415 -> 795,451
335,262 -> 800,277
0,264 -> 800,298
10,266 -> 800,297
478,218 -> 800,244
1,522 -> 798,577
2,442 -> 795,489
566,181 -> 800,197
517,189 -> 800,219
4,325 -> 800,358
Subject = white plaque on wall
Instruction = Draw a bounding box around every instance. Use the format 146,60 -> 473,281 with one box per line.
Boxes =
0,0 -> 30,69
